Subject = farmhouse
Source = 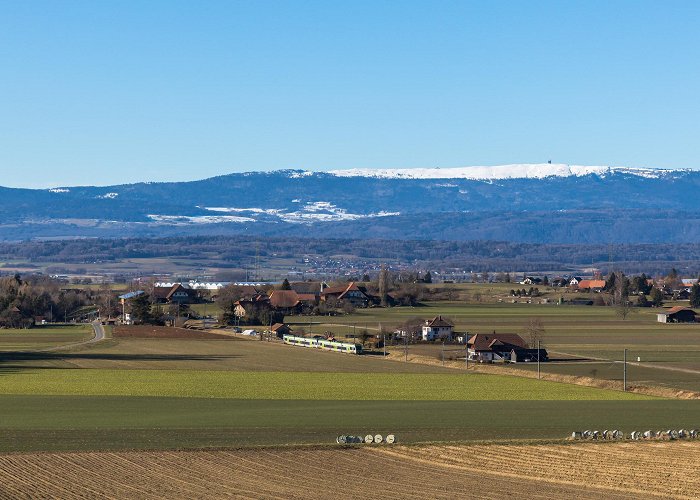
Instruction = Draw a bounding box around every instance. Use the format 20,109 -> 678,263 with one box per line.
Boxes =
321,282 -> 375,307
569,277 -> 583,286
289,281 -> 326,298
233,293 -> 271,318
268,290 -> 318,314
152,284 -> 198,304
576,279 -> 606,292
657,306 -> 698,324
421,316 -> 454,341
467,333 -> 547,363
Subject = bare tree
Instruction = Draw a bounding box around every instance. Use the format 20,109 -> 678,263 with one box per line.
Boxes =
523,317 -> 545,348
616,300 -> 636,321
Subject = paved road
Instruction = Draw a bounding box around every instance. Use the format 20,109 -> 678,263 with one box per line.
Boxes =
40,320 -> 108,352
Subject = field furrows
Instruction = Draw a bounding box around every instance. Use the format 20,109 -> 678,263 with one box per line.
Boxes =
0,445 -> 676,499
371,442 -> 700,499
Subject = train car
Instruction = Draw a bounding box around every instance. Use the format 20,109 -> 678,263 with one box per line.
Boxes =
283,335 -> 362,354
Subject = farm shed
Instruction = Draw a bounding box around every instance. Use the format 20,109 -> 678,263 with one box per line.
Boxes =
509,348 -> 548,363
657,307 -> 697,323
270,323 -> 291,338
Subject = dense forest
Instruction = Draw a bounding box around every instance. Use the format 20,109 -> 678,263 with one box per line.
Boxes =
1,236 -> 700,276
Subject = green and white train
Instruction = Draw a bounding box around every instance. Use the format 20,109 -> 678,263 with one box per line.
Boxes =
283,334 -> 363,354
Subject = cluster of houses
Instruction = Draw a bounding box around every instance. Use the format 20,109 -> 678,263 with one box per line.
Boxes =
522,274 -> 700,296
233,282 -> 377,317
415,316 -> 548,363
520,275 -> 608,291
148,281 -> 377,314
266,314 -> 547,363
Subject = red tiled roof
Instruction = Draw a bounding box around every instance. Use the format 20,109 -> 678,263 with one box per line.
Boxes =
660,306 -> 696,315
297,293 -> 317,302
577,279 -> 606,289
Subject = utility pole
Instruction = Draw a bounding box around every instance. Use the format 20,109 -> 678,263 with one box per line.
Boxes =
537,339 -> 541,380
383,332 -> 386,358
404,331 -> 408,363
465,334 -> 468,370
441,340 -> 445,367
623,348 -> 627,392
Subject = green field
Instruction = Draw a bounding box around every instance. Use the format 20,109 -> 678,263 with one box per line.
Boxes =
0,369 -> 649,400
1,396 -> 697,452
0,325 -> 93,352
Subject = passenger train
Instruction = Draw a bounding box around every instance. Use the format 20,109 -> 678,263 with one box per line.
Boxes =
283,334 -> 363,354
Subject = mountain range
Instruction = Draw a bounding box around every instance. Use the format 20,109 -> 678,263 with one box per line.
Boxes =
2,164 -> 699,243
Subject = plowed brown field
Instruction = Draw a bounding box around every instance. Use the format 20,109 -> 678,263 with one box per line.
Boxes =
1,442 -> 698,499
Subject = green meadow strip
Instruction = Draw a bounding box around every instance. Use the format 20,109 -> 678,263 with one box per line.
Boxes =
0,370 -> 653,400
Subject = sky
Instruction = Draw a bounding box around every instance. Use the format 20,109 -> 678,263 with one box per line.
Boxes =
1,0 -> 699,188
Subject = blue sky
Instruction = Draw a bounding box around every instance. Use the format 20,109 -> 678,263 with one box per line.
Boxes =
1,0 -> 698,188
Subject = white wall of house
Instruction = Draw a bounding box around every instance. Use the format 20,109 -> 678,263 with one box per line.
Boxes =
422,326 -> 453,341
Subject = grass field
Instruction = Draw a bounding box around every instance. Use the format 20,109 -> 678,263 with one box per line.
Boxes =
0,324 -> 93,352
1,396 -> 698,452
0,369 -> 650,400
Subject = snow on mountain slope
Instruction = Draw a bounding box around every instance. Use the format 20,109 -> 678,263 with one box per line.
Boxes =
327,163 -> 677,180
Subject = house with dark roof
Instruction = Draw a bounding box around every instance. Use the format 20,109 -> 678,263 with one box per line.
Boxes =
152,284 -> 198,304
270,323 -> 292,338
321,282 -> 375,307
289,281 -> 326,298
234,293 -> 271,318
268,290 -> 318,314
657,306 -> 697,323
421,316 -> 454,341
468,333 -> 547,363
568,277 -> 583,287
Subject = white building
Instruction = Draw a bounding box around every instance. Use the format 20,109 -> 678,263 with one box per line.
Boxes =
421,316 -> 454,341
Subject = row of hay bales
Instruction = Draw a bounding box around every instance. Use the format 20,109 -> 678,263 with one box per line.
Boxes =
572,429 -> 699,440
337,434 -> 396,444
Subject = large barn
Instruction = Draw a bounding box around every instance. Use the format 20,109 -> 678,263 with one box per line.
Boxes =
656,306 -> 697,323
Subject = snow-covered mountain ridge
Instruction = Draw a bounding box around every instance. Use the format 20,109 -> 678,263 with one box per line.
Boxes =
327,163 -> 684,180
